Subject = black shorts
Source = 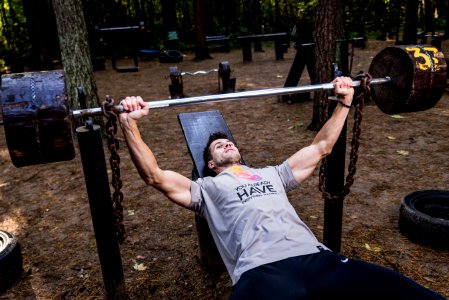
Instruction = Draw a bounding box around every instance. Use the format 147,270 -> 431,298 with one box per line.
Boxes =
230,250 -> 445,300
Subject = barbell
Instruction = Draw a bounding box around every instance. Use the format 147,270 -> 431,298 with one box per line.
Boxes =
0,45 -> 447,168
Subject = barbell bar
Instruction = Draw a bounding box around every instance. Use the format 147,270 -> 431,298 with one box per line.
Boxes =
1,44 -> 447,168
71,77 -> 391,118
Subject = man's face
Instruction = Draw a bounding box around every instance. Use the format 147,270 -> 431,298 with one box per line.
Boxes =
208,138 -> 241,169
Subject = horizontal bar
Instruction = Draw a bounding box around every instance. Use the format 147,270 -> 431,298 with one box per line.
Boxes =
71,77 -> 391,119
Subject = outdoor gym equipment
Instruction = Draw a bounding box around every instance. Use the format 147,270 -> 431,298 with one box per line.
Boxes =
0,44 -> 447,298
167,61 -> 236,99
0,45 -> 446,168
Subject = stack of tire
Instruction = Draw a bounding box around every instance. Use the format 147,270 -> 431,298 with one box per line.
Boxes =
0,230 -> 23,292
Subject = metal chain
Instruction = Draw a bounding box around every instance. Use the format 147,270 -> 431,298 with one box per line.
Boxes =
30,78 -> 37,103
349,42 -> 355,74
29,77 -> 42,158
101,96 -> 126,244
318,72 -> 372,200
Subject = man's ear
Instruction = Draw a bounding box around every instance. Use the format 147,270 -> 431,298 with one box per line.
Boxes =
208,160 -> 214,170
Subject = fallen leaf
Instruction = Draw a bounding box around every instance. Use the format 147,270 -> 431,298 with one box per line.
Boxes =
133,262 -> 147,271
386,136 -> 396,140
396,150 -> 409,156
127,210 -> 135,216
364,243 -> 382,252
364,243 -> 371,250
390,114 -> 404,119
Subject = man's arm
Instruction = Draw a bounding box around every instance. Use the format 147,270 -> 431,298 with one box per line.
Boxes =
287,76 -> 354,184
118,96 -> 192,208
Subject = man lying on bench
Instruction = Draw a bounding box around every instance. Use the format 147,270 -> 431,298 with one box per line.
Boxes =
117,77 -> 444,300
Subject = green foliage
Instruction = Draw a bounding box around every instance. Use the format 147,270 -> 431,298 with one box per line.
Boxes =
1,0 -> 448,70
0,0 -> 30,70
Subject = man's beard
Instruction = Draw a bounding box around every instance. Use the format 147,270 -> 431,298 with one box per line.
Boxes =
215,152 -> 241,168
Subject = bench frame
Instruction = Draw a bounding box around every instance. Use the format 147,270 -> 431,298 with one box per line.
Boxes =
237,32 -> 289,61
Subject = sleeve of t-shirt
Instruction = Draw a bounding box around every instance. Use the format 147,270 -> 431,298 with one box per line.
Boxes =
188,178 -> 205,216
276,160 -> 300,193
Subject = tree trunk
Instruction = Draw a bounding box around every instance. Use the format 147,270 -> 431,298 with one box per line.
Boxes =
223,0 -> 239,34
445,0 -> 449,38
162,0 -> 178,32
52,0 -> 100,115
403,0 -> 418,44
193,0 -> 211,60
22,0 -> 59,70
51,1 -> 126,297
253,0 -> 263,52
309,0 -> 344,131
274,0 -> 281,32
424,0 -> 434,34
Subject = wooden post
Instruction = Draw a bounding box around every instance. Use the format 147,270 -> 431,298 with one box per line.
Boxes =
76,121 -> 127,299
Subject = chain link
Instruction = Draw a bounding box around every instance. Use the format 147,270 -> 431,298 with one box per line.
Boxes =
349,42 -> 355,74
319,72 -> 372,200
30,77 -> 37,103
101,96 -> 126,244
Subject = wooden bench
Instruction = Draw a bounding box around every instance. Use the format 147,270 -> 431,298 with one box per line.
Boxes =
178,110 -> 244,271
237,32 -> 289,61
206,35 -> 230,52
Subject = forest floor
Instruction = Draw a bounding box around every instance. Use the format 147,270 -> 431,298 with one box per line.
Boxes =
1,39 -> 449,299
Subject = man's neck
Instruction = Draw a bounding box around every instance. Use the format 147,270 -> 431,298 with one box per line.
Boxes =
214,162 -> 242,175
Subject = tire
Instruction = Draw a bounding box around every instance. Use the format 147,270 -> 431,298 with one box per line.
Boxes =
399,190 -> 449,249
0,230 -> 23,292
159,50 -> 183,63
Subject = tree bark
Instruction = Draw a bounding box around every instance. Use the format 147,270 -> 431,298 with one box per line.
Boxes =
193,0 -> 211,60
52,0 -> 100,117
309,0 -> 344,131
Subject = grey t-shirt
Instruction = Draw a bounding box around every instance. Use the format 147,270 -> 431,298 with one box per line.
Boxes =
189,160 -> 328,284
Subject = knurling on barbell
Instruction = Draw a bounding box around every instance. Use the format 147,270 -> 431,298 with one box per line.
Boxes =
0,45 -> 447,168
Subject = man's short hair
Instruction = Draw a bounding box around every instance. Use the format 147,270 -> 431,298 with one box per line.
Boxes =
203,131 -> 231,169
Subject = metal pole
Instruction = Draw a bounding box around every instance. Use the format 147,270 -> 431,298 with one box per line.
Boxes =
322,67 -> 349,253
71,77 -> 391,118
322,101 -> 346,252
76,120 -> 126,299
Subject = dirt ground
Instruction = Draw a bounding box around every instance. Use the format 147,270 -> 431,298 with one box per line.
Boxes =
1,39 -> 449,299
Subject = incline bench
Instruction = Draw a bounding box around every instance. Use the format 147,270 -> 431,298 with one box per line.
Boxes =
178,110 -> 244,271
237,32 -> 289,61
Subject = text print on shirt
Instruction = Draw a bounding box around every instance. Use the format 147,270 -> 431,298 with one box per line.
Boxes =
230,166 -> 279,203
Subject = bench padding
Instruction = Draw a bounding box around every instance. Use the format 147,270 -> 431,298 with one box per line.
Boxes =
178,110 -> 239,179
